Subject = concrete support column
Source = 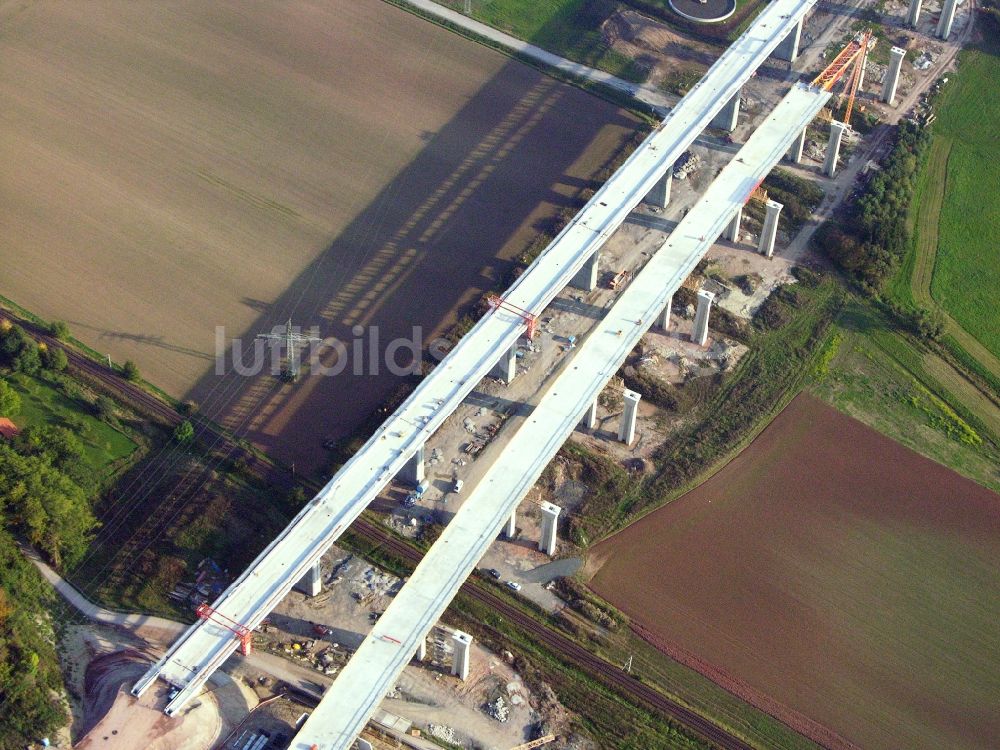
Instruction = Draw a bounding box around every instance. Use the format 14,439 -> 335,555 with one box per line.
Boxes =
758,200 -> 783,258
774,17 -> 803,62
907,0 -> 923,26
692,290 -> 715,347
539,501 -> 561,557
726,205 -> 743,243
401,444 -> 425,486
490,343 -> 517,384
618,389 -> 641,445
657,296 -> 673,330
937,0 -> 957,38
711,90 -> 740,132
882,47 -> 906,105
786,127 -> 807,164
294,560 -> 322,598
824,121 -> 848,178
571,250 -> 600,291
505,510 -> 517,539
856,54 -> 867,92
645,170 -> 672,208
451,631 -> 472,681
580,399 -> 598,430
416,638 -> 426,662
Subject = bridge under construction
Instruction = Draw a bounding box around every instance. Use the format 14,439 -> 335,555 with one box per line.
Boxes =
132,0 -> 857,745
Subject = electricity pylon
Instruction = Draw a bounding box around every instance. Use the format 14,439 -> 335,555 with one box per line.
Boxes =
257,319 -> 321,381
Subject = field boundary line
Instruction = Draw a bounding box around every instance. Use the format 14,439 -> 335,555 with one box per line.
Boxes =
630,623 -> 861,750
910,135 -> 1000,383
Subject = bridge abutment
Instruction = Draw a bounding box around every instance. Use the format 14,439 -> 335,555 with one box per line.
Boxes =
823,120 -> 848,177
727,205 -> 742,243
452,631 -> 473,681
490,343 -> 518,384
645,170 -> 673,208
711,90 -> 741,132
758,200 -> 783,258
693,289 -> 715,346
619,389 -> 641,444
571,250 -> 600,291
539,502 -> 561,556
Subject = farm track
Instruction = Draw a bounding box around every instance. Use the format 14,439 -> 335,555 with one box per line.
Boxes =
1,306 -> 749,750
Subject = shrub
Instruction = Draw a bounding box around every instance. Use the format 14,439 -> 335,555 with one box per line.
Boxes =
0,378 -> 21,417
47,320 -> 70,340
93,395 -> 116,421
173,419 -> 195,444
41,346 -> 68,372
121,360 -> 140,382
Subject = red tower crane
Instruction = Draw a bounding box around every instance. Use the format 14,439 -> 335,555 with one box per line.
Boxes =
811,31 -> 875,127
195,603 -> 254,656
486,294 -> 538,339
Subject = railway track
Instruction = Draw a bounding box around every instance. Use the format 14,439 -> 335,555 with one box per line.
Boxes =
1,306 -> 749,750
350,518 -> 752,750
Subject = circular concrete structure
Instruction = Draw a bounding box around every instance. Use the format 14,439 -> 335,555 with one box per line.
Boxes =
669,0 -> 736,23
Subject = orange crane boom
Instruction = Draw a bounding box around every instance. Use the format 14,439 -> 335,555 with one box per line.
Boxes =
811,31 -> 874,127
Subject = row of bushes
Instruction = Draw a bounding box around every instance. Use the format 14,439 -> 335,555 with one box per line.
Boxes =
813,120 -> 930,292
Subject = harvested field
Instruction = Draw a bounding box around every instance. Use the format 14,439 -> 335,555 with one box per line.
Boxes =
0,0 -> 638,471
588,393 -> 1000,750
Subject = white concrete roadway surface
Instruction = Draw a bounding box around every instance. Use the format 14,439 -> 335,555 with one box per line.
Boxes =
290,82 -> 831,750
399,0 -> 676,113
134,0 -> 817,715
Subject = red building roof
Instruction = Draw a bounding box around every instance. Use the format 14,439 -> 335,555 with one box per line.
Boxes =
0,417 -> 20,440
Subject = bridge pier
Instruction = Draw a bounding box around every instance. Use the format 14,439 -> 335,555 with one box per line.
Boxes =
619,389 -> 641,445
937,0 -> 958,38
401,444 -> 425,486
539,502 -> 561,556
645,170 -> 672,208
571,250 -> 600,291
823,121 -> 848,178
294,560 -> 323,598
907,0 -> 922,26
882,47 -> 906,105
693,290 -> 715,346
451,631 -> 473,681
786,127 -> 806,164
711,90 -> 740,132
657,296 -> 673,330
774,17 -> 803,63
416,638 -> 426,662
490,343 -> 518,384
505,510 -> 517,539
580,399 -> 598,430
726,205 -> 742,243
758,200 -> 783,258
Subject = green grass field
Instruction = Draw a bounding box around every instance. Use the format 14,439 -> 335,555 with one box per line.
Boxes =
439,0 -> 650,81
811,300 -> 1000,490
6,372 -> 138,478
922,38 -> 1000,360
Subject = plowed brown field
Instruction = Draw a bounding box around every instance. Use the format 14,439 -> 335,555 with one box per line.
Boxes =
0,0 -> 636,470
589,394 -> 1000,750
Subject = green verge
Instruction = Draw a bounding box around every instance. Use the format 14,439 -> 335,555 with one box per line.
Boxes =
5,372 -> 138,480
812,298 -> 1000,491
572,277 -> 845,542
925,35 -> 1000,361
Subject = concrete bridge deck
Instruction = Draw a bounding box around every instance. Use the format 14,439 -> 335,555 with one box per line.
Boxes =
133,0 -> 816,716
290,81 -> 831,750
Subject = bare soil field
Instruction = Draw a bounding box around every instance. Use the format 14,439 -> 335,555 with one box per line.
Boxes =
588,393 -> 1000,750
0,0 -> 637,472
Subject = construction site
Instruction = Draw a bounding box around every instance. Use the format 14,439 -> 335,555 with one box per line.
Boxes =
1,0 -> 986,747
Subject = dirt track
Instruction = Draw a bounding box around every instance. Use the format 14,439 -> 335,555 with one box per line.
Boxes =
0,0 -> 637,472
589,393 -> 1000,750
